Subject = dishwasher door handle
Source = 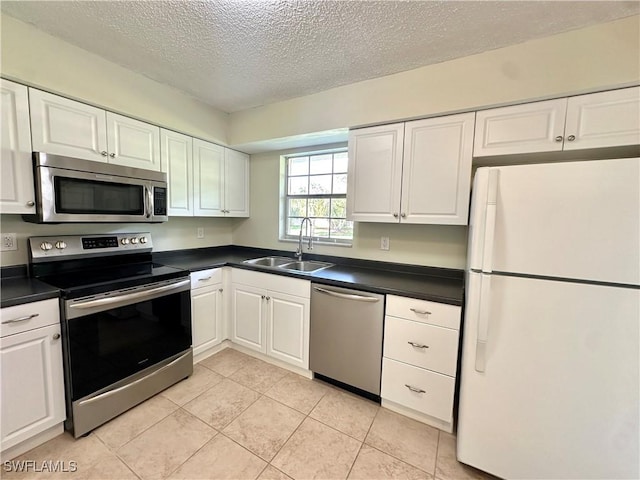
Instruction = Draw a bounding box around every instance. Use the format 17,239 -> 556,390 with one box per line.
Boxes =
312,286 -> 380,303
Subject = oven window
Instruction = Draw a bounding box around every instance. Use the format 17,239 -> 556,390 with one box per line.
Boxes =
54,177 -> 144,215
67,289 -> 191,400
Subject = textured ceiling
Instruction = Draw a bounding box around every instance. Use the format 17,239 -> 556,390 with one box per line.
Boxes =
2,1 -> 638,113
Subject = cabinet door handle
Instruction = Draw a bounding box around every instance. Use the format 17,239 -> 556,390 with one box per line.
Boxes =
219,288 -> 223,293
2,313 -> 39,324
410,308 -> 431,315
567,135 -> 576,141
109,152 -> 116,158
393,213 -> 399,218
101,151 -> 108,156
26,200 -> 35,207
401,213 -> 406,218
265,296 -> 271,301
554,136 -> 563,142
53,333 -> 61,340
407,341 -> 429,349
261,295 -> 266,300
405,384 -> 426,394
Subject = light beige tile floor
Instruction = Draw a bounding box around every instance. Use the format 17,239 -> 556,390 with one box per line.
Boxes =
3,348 -> 496,480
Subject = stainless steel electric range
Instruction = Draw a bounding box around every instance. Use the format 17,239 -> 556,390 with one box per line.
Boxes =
29,233 -> 192,437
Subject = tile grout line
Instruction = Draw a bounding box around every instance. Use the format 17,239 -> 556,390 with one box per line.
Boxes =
433,429 -> 441,479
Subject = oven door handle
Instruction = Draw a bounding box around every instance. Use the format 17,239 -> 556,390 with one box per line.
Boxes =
67,278 -> 190,318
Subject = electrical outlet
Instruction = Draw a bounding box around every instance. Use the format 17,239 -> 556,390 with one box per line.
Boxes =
380,236 -> 390,251
1,233 -> 18,251
196,227 -> 204,239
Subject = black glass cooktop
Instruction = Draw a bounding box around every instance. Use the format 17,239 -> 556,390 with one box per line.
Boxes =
33,253 -> 188,299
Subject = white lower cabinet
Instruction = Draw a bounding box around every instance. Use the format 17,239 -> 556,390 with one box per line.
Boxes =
381,295 -> 461,433
0,298 -> 65,454
190,269 -> 224,357
231,269 -> 310,370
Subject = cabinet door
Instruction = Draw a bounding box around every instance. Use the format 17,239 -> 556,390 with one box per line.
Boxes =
1,324 -> 65,451
231,283 -> 265,353
347,123 -> 404,222
266,292 -> 309,369
29,89 -> 108,162
224,149 -> 250,217
1,80 -> 35,214
473,98 -> 567,156
401,113 -> 474,225
193,139 -> 224,217
106,112 -> 160,171
191,284 -> 222,356
564,87 -> 640,151
161,129 -> 193,216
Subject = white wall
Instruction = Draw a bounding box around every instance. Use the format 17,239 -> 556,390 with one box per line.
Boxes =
0,15 -> 229,144
231,148 -> 468,269
0,215 -> 234,267
228,15 -> 640,147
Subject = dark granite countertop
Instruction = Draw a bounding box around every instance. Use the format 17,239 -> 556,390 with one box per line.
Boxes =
1,266 -> 61,308
155,245 -> 464,306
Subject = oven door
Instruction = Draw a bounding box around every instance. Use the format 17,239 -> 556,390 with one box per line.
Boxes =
35,165 -> 154,223
64,278 -> 191,401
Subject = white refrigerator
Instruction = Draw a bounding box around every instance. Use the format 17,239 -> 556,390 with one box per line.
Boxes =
457,158 -> 639,479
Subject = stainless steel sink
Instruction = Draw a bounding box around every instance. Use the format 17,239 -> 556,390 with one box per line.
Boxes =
243,256 -> 334,274
243,256 -> 293,267
279,260 -> 334,273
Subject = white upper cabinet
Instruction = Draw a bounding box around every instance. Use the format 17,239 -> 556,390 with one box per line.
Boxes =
1,79 -> 35,214
474,98 -> 567,156
30,89 -> 108,163
161,129 -> 193,216
193,139 -> 225,216
474,87 -> 640,157
106,112 -> 160,170
347,123 -> 405,223
29,89 -> 161,170
347,113 -> 474,225
401,113 -> 474,225
564,87 -> 640,150
193,139 -> 249,217
224,148 -> 250,217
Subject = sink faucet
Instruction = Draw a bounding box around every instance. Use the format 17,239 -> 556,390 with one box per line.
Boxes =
295,217 -> 313,261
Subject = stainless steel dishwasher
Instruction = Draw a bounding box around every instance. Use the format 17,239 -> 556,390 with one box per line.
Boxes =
310,284 -> 384,396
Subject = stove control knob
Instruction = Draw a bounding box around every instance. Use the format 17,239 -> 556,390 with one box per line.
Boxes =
55,241 -> 67,250
121,238 -> 130,245
139,236 -> 148,244
130,237 -> 139,244
40,242 -> 53,251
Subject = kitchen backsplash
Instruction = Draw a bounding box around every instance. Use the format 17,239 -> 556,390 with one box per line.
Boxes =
0,215 -> 235,266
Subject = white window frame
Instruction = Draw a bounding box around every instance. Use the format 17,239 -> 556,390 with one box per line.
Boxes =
280,148 -> 353,246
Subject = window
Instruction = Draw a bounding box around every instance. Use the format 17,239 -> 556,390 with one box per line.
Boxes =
283,149 -> 353,244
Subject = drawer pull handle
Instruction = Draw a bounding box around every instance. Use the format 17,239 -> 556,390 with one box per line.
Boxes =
407,341 -> 429,349
410,308 -> 431,315
198,277 -> 212,281
405,384 -> 426,394
2,313 -> 39,324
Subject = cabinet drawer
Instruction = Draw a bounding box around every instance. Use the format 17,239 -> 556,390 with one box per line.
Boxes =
191,268 -> 222,289
1,298 -> 60,338
232,268 -> 310,298
381,358 -> 455,423
386,295 -> 461,330
384,316 -> 459,376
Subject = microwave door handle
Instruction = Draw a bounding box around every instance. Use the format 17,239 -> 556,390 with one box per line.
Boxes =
145,186 -> 153,218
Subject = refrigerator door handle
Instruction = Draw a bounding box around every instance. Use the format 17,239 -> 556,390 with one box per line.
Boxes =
475,274 -> 492,372
481,170 -> 499,273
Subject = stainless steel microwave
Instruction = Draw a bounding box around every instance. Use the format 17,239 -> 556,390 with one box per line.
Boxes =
23,152 -> 168,223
